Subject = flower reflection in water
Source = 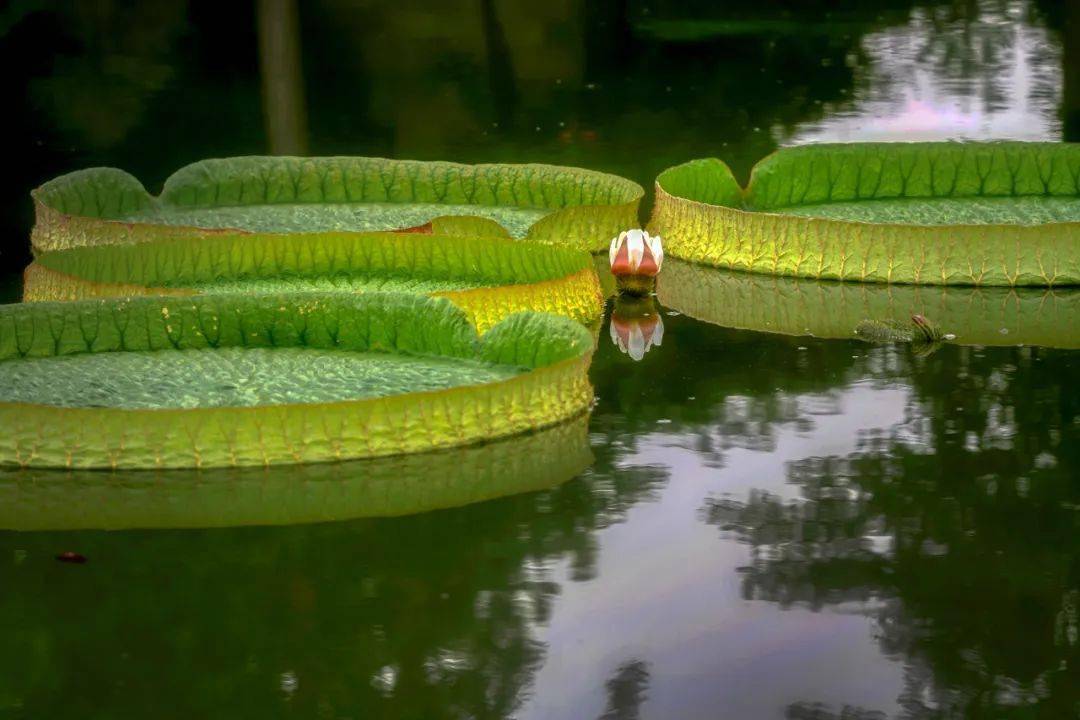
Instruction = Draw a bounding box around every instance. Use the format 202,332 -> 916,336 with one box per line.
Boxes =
609,295 -> 664,361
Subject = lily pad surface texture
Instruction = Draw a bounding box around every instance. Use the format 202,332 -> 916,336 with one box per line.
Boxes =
0,293 -> 594,470
657,258 -> 1080,349
31,156 -> 643,253
650,141 -> 1080,286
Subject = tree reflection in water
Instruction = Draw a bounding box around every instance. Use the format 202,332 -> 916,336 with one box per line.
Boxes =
703,344 -> 1080,718
598,659 -> 651,720
0,442 -> 667,719
591,311 -> 869,467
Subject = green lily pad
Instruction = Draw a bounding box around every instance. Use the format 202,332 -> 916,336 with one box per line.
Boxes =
650,142 -> 1080,286
23,230 -> 604,333
33,156 -> 643,252
122,201 -> 551,238
0,293 -> 595,469
657,258 -> 1080,348
780,196 -> 1080,225
0,347 -> 519,410
183,275 -> 475,295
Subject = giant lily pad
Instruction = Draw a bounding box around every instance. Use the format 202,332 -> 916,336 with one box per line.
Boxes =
650,142 -> 1080,286
657,258 -> 1080,348
0,414 -> 590,530
32,156 -> 643,253
0,293 -> 594,469
22,230 -> 603,333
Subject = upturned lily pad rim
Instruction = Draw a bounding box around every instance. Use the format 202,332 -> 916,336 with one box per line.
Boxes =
21,229 -> 605,332
651,141 -> 1080,286
655,141 -> 1080,230
28,229 -> 590,288
0,293 -> 596,469
31,155 -> 645,253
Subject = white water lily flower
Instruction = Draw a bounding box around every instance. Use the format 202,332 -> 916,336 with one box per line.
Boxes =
609,229 -> 663,277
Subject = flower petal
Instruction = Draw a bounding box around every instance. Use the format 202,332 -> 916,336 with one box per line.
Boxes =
646,233 -> 664,272
609,231 -> 626,267
637,240 -> 659,276
610,236 -> 634,275
624,229 -> 646,273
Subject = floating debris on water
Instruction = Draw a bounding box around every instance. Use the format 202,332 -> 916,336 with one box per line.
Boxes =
854,315 -> 955,356
855,314 -> 948,344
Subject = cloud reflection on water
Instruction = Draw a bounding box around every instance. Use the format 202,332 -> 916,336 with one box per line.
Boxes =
788,0 -> 1062,143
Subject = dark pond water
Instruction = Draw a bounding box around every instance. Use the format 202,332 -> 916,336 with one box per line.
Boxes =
3,1 -> 1080,718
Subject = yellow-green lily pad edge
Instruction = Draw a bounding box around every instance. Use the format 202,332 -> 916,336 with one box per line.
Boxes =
0,293 -> 595,470
649,141 -> 1080,286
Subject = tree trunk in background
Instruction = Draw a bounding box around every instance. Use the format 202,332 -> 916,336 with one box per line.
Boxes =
480,0 -> 520,129
257,0 -> 309,155
583,0 -> 632,80
1064,0 -> 1080,141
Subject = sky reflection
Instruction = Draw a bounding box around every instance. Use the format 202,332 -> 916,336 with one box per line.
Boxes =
789,0 -> 1062,143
